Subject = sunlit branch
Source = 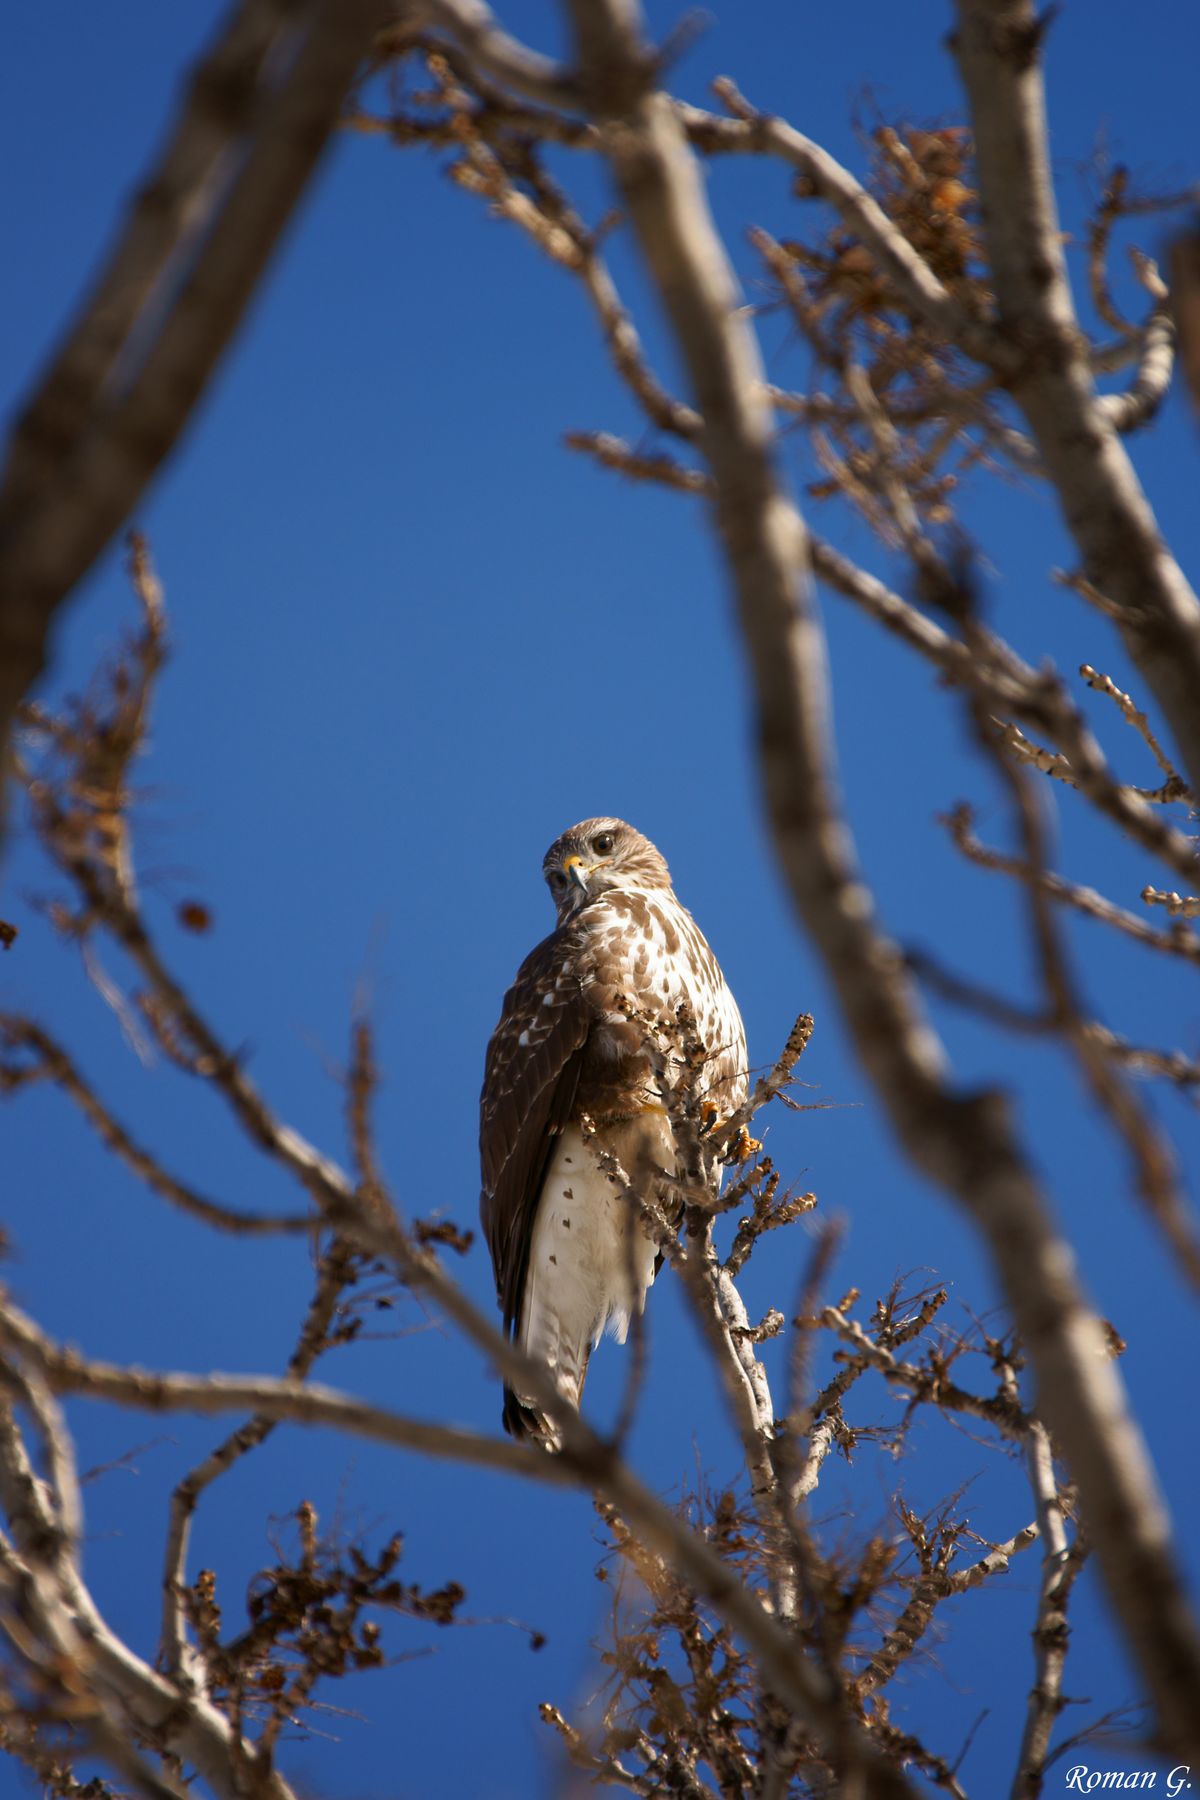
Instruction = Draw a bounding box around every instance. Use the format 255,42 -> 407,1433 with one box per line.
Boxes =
953,0 -> 1200,804
1010,1423 -> 1088,1800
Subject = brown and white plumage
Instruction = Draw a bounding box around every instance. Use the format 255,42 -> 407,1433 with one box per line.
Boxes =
480,818 -> 747,1439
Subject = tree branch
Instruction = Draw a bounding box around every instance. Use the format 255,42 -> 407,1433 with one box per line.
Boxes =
0,1015 -> 318,1236
1010,1424 -> 1087,1800
0,0 -> 387,782
939,805 -> 1200,965
674,86 -> 1002,369
0,1393 -> 300,1800
952,0 -> 1200,802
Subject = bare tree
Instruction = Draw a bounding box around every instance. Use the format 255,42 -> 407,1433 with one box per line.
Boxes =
1,1 -> 1198,1796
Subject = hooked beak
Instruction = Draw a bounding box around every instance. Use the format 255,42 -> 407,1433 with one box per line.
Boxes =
562,854 -> 591,894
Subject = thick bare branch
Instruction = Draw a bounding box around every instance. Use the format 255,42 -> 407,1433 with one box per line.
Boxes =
952,0 -> 1200,802
0,0 -> 291,524
0,0 -> 386,776
1170,222 -> 1200,412
412,0 -> 579,108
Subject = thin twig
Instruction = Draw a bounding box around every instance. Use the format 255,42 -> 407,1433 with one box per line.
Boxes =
964,651 -> 1200,1291
1079,663 -> 1191,799
1142,886 -> 1200,920
940,804 -> 1200,964
0,1015 -> 317,1236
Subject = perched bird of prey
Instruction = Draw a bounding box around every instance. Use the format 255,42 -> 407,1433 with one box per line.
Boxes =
480,818 -> 747,1440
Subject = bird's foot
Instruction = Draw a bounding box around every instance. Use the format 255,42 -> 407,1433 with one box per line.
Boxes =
727,1124 -> 763,1164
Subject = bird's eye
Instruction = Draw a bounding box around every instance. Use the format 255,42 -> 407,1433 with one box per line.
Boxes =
592,832 -> 615,856
548,870 -> 567,890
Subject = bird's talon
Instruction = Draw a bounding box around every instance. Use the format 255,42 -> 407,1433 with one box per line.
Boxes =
729,1125 -> 762,1164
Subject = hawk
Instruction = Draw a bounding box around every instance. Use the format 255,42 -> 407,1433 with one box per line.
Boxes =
480,818 -> 747,1439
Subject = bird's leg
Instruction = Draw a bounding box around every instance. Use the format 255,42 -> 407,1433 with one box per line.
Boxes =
726,1124 -> 763,1164
698,1097 -> 762,1165
654,1170 -> 712,1219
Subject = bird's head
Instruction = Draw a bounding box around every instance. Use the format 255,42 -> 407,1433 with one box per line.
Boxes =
542,817 -> 672,922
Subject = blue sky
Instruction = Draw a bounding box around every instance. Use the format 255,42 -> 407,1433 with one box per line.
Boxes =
2,3 -> 1198,1796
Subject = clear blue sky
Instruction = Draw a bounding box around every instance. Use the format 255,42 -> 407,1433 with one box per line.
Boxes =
2,3 -> 1198,1796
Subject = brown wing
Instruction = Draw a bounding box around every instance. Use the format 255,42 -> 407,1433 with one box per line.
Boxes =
479,930 -> 592,1336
